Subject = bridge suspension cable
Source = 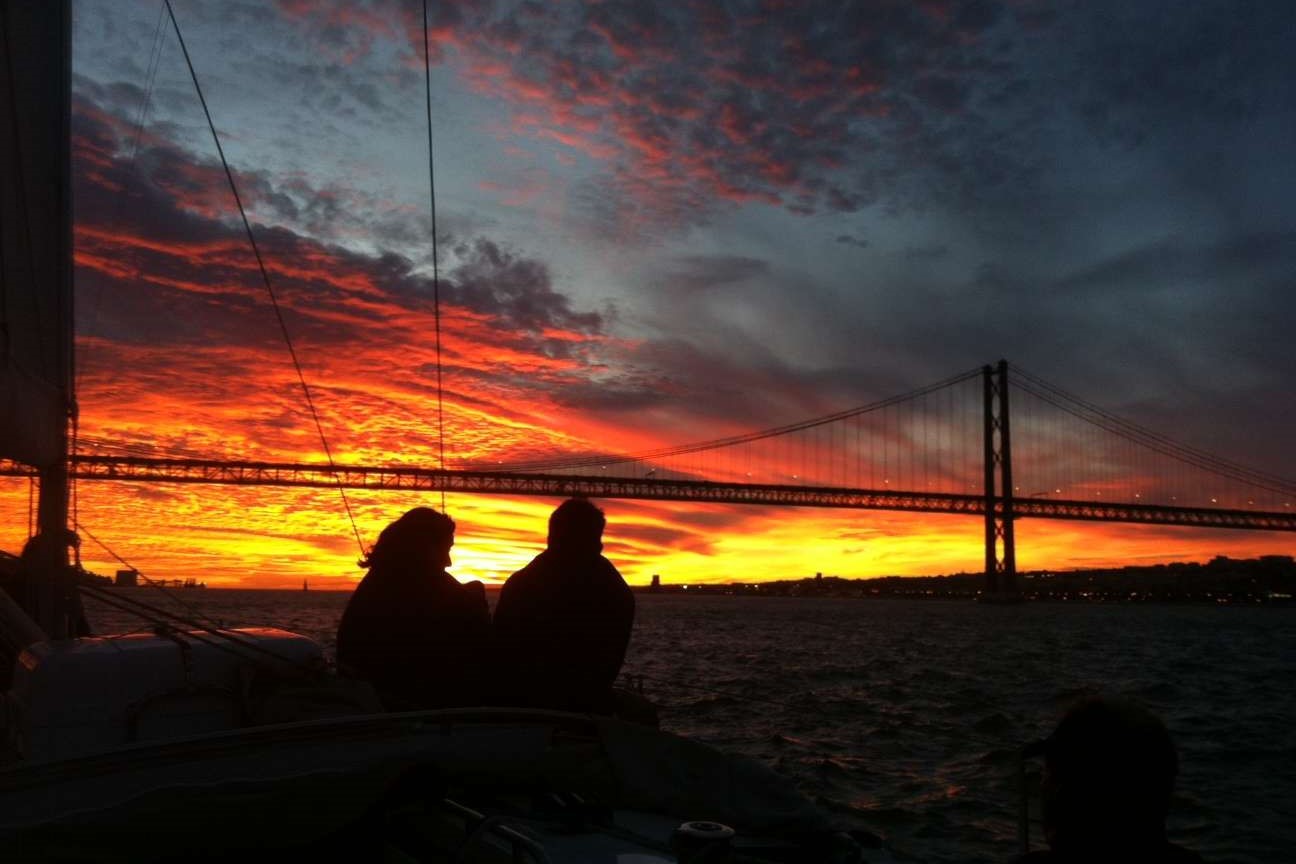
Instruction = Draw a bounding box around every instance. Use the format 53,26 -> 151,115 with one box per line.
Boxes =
490,367 -> 983,472
1013,367 -> 1296,497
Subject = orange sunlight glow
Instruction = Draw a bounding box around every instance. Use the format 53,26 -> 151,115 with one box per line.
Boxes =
3,477 -> 1290,590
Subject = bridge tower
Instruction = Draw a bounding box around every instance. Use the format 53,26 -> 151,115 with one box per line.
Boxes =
983,360 -> 1018,597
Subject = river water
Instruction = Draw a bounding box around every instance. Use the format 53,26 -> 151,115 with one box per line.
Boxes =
84,590 -> 1294,864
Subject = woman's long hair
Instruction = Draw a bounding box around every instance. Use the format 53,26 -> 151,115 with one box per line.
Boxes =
361,507 -> 454,571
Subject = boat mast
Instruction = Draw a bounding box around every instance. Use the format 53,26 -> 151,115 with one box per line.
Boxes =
1,0 -> 76,636
32,0 -> 73,564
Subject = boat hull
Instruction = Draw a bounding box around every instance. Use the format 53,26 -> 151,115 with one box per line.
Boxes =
0,708 -> 867,862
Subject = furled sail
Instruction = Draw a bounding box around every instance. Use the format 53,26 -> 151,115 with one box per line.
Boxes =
0,365 -> 63,467
0,0 -> 73,469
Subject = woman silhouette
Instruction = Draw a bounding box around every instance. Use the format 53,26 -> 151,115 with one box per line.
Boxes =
336,508 -> 489,710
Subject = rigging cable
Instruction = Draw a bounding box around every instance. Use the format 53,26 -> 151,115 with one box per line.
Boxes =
127,2 -> 169,162
422,0 -> 448,513
80,583 -> 320,674
78,521 -> 219,629
78,523 -> 321,674
164,0 -> 367,558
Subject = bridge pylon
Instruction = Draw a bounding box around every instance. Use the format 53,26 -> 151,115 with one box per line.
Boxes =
983,359 -> 1019,599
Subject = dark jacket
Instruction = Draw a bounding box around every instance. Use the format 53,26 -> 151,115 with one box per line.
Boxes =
492,549 -> 634,712
336,565 -> 489,710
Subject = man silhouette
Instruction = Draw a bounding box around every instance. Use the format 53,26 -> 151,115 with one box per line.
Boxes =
1016,696 -> 1203,863
493,498 -> 634,713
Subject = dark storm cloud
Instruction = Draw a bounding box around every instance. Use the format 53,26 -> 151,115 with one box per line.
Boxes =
260,0 -> 1053,229
445,238 -> 603,334
202,0 -> 1294,238
223,0 -> 1293,264
72,93 -> 605,358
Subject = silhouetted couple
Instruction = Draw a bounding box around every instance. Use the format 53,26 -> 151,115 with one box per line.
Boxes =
335,498 -> 633,714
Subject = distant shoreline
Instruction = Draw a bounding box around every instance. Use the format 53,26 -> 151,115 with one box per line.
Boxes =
88,554 -> 1295,603
636,554 -> 1296,604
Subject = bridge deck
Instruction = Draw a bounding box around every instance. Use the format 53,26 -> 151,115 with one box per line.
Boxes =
3,456 -> 1291,532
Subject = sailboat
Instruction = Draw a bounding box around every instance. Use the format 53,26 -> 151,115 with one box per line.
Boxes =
0,2 -> 871,860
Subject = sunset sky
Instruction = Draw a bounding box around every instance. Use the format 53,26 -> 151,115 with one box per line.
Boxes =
4,0 -> 1292,587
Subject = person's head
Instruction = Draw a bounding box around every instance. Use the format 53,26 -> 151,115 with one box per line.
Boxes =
362,507 -> 455,572
546,498 -> 605,556
20,530 -> 78,565
1039,696 -> 1178,853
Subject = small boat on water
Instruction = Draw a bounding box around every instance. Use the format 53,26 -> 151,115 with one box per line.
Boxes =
0,3 -> 872,860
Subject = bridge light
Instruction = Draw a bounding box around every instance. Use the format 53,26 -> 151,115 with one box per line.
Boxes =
1211,498 -> 1218,504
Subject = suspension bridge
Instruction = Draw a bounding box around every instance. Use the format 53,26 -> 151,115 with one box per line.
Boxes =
4,361 -> 1294,595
